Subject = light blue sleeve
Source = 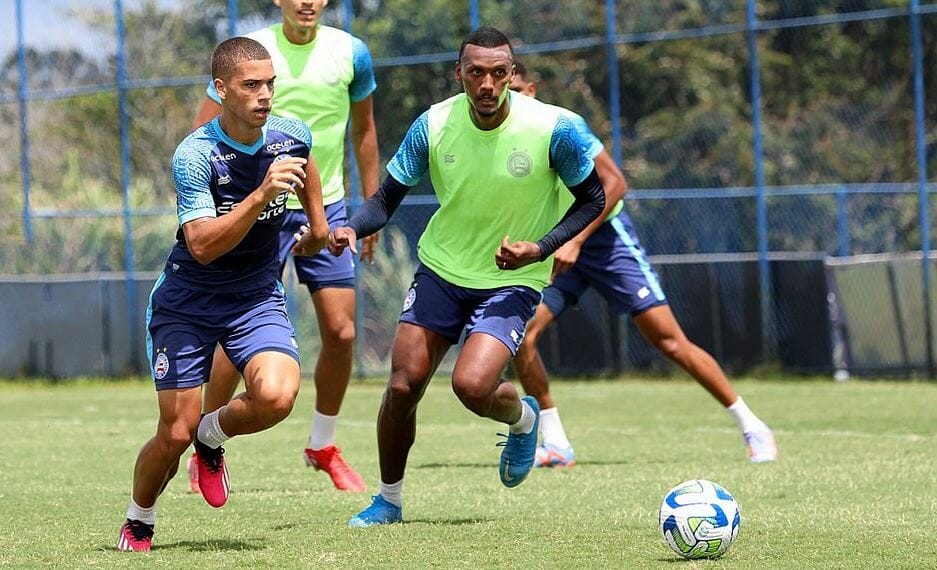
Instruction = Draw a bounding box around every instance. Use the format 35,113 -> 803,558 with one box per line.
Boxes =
172,141 -> 216,225
349,36 -> 377,102
206,80 -> 221,104
564,111 -> 605,159
549,115 -> 595,188
385,111 -> 430,186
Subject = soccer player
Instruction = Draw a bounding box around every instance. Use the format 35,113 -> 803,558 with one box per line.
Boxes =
330,27 -> 606,527
508,62 -> 778,467
116,37 -> 329,552
189,0 -> 379,493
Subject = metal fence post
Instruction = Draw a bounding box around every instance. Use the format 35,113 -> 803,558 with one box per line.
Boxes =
746,0 -> 771,358
15,0 -> 32,244
605,0 -> 623,168
910,0 -> 934,378
470,0 -> 480,30
836,185 -> 850,257
115,0 -> 140,371
227,0 -> 238,37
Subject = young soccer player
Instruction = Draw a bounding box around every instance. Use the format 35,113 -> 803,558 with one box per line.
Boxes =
508,62 -> 778,467
189,0 -> 379,493
329,27 -> 606,527
117,37 -> 329,552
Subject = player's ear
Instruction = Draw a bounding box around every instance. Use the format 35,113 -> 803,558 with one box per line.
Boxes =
213,78 -> 226,101
455,60 -> 463,82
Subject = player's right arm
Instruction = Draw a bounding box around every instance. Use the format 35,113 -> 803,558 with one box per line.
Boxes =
329,111 -> 430,257
176,152 -> 307,265
192,80 -> 223,130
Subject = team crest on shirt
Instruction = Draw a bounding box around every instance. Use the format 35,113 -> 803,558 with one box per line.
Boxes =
154,350 -> 170,380
506,150 -> 532,177
403,286 -> 417,311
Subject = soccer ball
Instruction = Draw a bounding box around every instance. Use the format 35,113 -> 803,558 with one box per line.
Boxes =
659,479 -> 741,559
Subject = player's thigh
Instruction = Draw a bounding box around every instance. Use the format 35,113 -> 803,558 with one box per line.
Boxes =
311,286 -> 356,340
389,322 -> 452,397
154,386 -> 203,445
453,332 -> 513,391
632,304 -> 688,346
241,350 -> 301,405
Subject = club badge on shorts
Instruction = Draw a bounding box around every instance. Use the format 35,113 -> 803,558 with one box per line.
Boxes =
403,286 -> 417,311
154,350 -> 170,380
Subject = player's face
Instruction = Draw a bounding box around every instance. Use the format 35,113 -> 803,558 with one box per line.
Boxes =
509,75 -> 537,98
218,59 -> 276,130
456,43 -> 515,118
275,0 -> 328,31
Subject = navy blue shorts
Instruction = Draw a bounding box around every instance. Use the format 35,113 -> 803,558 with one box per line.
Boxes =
145,274 -> 300,391
278,202 -> 355,292
399,265 -> 541,355
544,210 -> 668,318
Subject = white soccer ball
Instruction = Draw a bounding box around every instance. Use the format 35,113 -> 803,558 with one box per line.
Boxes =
659,479 -> 741,559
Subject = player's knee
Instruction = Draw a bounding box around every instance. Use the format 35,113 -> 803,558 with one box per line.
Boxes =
387,368 -> 428,405
251,382 -> 299,423
157,420 -> 198,455
655,336 -> 684,361
322,320 -> 356,352
450,376 -> 490,415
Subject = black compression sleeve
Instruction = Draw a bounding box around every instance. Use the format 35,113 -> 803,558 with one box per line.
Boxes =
535,168 -> 605,260
347,175 -> 411,238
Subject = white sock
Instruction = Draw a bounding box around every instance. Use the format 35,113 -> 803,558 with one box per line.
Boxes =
539,407 -> 571,449
197,408 -> 230,449
307,410 -> 338,450
126,498 -> 156,526
509,399 -> 536,434
727,397 -> 768,434
379,479 -> 403,507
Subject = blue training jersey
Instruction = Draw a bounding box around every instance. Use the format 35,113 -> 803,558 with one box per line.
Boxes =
166,115 -> 313,293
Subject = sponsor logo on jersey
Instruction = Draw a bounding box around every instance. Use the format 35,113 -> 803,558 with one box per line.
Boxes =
216,192 -> 289,221
154,351 -> 170,380
266,139 -> 296,153
507,150 -> 532,177
217,174 -> 231,185
211,152 -> 237,162
444,153 -> 455,164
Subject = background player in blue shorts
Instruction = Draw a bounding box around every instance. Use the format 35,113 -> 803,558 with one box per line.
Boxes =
117,37 -> 329,552
508,62 -> 778,468
329,28 -> 606,527
190,0 -> 379,493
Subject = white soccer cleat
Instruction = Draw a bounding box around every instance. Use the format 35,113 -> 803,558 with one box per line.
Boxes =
743,429 -> 778,463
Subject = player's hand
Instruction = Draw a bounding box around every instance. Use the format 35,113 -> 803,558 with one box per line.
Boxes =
359,232 -> 380,264
551,240 -> 582,279
329,226 -> 359,257
292,223 -> 328,256
259,157 -> 306,200
496,235 -> 542,270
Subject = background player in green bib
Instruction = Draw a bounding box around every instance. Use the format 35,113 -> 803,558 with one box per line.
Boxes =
508,62 -> 777,467
191,0 -> 378,493
328,28 -> 606,527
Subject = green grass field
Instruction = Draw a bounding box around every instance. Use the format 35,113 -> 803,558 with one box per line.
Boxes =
1,377 -> 935,568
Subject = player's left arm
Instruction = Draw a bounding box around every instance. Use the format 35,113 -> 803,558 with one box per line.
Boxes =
349,37 -> 381,263
292,155 -> 330,256
497,116 -> 605,271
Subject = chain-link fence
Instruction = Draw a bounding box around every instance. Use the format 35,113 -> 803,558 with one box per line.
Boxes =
3,1 -> 937,377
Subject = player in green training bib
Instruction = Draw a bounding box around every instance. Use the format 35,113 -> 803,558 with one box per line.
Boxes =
190,0 -> 378,494
328,28 -> 607,527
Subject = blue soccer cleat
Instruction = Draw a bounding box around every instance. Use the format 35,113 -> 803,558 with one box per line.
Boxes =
348,494 -> 403,528
497,396 -> 540,488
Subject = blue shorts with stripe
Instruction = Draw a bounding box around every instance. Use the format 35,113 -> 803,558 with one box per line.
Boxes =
277,201 -> 355,292
399,264 -> 541,355
145,274 -> 300,391
543,210 -> 668,318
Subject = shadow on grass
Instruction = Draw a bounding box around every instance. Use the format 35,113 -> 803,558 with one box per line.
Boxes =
403,518 -> 493,525
414,459 -> 634,469
150,538 -> 266,552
